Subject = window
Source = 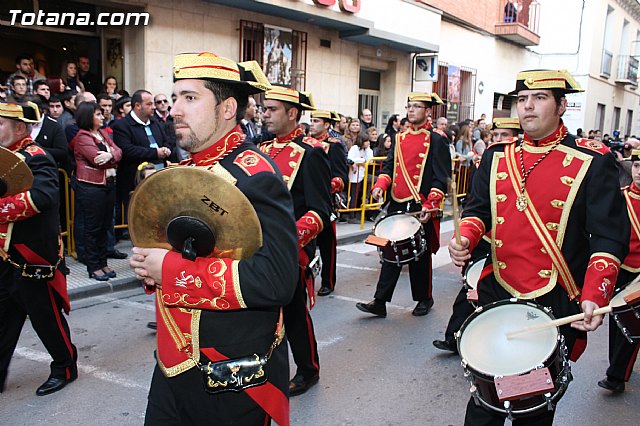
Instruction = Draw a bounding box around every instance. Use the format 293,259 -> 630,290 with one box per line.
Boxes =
613,107 -> 621,133
432,63 -> 476,123
595,103 -> 606,132
240,20 -> 307,91
459,67 -> 476,122
601,6 -> 615,77
626,109 -> 633,137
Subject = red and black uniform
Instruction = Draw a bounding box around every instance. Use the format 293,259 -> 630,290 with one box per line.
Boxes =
315,131 -> 348,292
604,182 -> 640,384
459,123 -> 630,425
145,126 -> 298,426
370,122 -> 450,304
0,137 -> 76,391
260,125 -> 331,382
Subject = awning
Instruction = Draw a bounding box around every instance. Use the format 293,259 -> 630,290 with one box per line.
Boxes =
204,0 -> 438,53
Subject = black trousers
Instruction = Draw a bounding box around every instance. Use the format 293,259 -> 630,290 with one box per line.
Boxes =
373,223 -> 433,303
0,264 -> 77,390
463,277 -> 581,426
317,221 -> 337,290
76,181 -> 115,273
283,271 -> 319,379
145,362 -> 278,426
606,270 -> 640,382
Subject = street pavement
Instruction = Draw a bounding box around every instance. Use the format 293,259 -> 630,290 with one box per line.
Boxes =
2,221 -> 639,425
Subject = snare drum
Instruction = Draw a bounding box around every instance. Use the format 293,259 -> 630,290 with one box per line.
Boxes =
373,212 -> 426,265
464,256 -> 487,306
456,299 -> 572,418
610,280 -> 640,343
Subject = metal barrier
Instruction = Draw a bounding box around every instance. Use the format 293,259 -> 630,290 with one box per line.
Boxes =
337,156 -> 387,229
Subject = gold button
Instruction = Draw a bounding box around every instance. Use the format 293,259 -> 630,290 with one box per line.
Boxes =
562,154 -> 573,167
538,270 -> 552,278
550,200 -> 565,209
494,239 -> 503,247
496,172 -> 508,180
546,222 -> 559,231
496,194 -> 507,202
540,247 -> 547,254
561,176 -> 574,186
496,217 -> 505,225
0,233 -> 6,238
526,77 -> 534,84
419,153 -> 426,158
497,261 -> 507,269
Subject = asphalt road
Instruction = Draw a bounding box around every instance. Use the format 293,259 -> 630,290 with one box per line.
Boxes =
3,229 -> 639,425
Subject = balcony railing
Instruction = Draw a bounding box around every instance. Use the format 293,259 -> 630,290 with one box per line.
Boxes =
495,1 -> 541,46
616,55 -> 639,86
601,49 -> 613,77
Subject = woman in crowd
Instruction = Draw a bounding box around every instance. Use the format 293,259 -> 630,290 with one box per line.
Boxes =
374,132 -> 392,158
61,60 -> 85,93
103,76 -> 119,99
455,124 -> 474,166
344,117 -> 362,152
384,114 -> 400,142
73,102 -> 122,281
46,77 -> 66,96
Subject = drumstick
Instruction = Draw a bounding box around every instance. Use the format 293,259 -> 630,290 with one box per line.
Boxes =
506,306 -> 612,339
407,209 -> 441,216
451,177 -> 462,245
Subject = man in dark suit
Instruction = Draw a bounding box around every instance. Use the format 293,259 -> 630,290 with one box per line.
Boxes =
111,89 -> 173,229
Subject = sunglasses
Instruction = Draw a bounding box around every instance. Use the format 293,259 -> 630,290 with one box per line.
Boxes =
155,99 -> 169,104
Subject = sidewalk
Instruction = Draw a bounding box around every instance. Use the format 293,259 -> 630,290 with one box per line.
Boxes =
66,220 -> 374,300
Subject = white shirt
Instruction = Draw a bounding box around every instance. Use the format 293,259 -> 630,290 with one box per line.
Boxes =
347,145 -> 374,183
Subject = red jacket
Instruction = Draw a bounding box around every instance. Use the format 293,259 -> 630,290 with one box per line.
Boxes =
73,128 -> 122,185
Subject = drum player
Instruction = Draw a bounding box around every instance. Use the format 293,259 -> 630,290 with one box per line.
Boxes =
433,118 -> 521,354
356,92 -> 450,318
448,70 -> 630,425
597,148 -> 640,393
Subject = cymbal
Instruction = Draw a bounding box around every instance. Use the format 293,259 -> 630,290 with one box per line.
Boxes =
0,146 -> 34,197
128,166 -> 262,260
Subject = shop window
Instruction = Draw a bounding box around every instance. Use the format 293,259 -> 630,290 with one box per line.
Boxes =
240,20 -> 307,91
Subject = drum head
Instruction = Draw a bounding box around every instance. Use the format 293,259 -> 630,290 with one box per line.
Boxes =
611,280 -> 640,308
374,213 -> 421,241
464,257 -> 487,290
459,301 -> 558,377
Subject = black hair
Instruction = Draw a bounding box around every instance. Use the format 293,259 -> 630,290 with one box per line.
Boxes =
202,80 -> 249,123
115,96 -> 131,114
76,102 -> 101,131
131,89 -> 151,109
15,55 -> 32,64
33,79 -> 49,91
282,102 -> 303,122
96,93 -> 112,104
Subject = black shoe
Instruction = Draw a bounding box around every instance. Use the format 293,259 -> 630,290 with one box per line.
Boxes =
147,321 -> 157,330
356,300 -> 387,318
433,339 -> 458,353
412,299 -> 434,316
36,376 -> 72,396
89,271 -> 110,281
106,250 -> 128,259
289,373 -> 319,397
102,269 -> 117,278
318,286 -> 333,296
598,377 -> 625,392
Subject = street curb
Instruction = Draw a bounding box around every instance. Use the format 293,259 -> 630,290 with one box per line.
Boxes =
68,276 -> 142,301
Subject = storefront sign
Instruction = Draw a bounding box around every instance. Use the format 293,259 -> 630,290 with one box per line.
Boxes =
312,0 -> 361,14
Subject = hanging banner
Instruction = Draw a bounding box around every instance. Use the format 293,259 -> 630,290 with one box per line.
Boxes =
263,25 -> 293,86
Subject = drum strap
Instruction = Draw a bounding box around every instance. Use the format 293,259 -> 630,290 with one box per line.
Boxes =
624,189 -> 640,244
395,139 -> 422,203
504,144 -> 581,300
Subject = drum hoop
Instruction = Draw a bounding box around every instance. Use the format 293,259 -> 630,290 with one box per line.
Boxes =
458,299 -> 559,377
610,280 -> 640,308
464,255 -> 488,290
373,211 -> 421,241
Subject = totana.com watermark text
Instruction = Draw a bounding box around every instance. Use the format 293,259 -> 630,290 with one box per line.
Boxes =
8,10 -> 150,26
